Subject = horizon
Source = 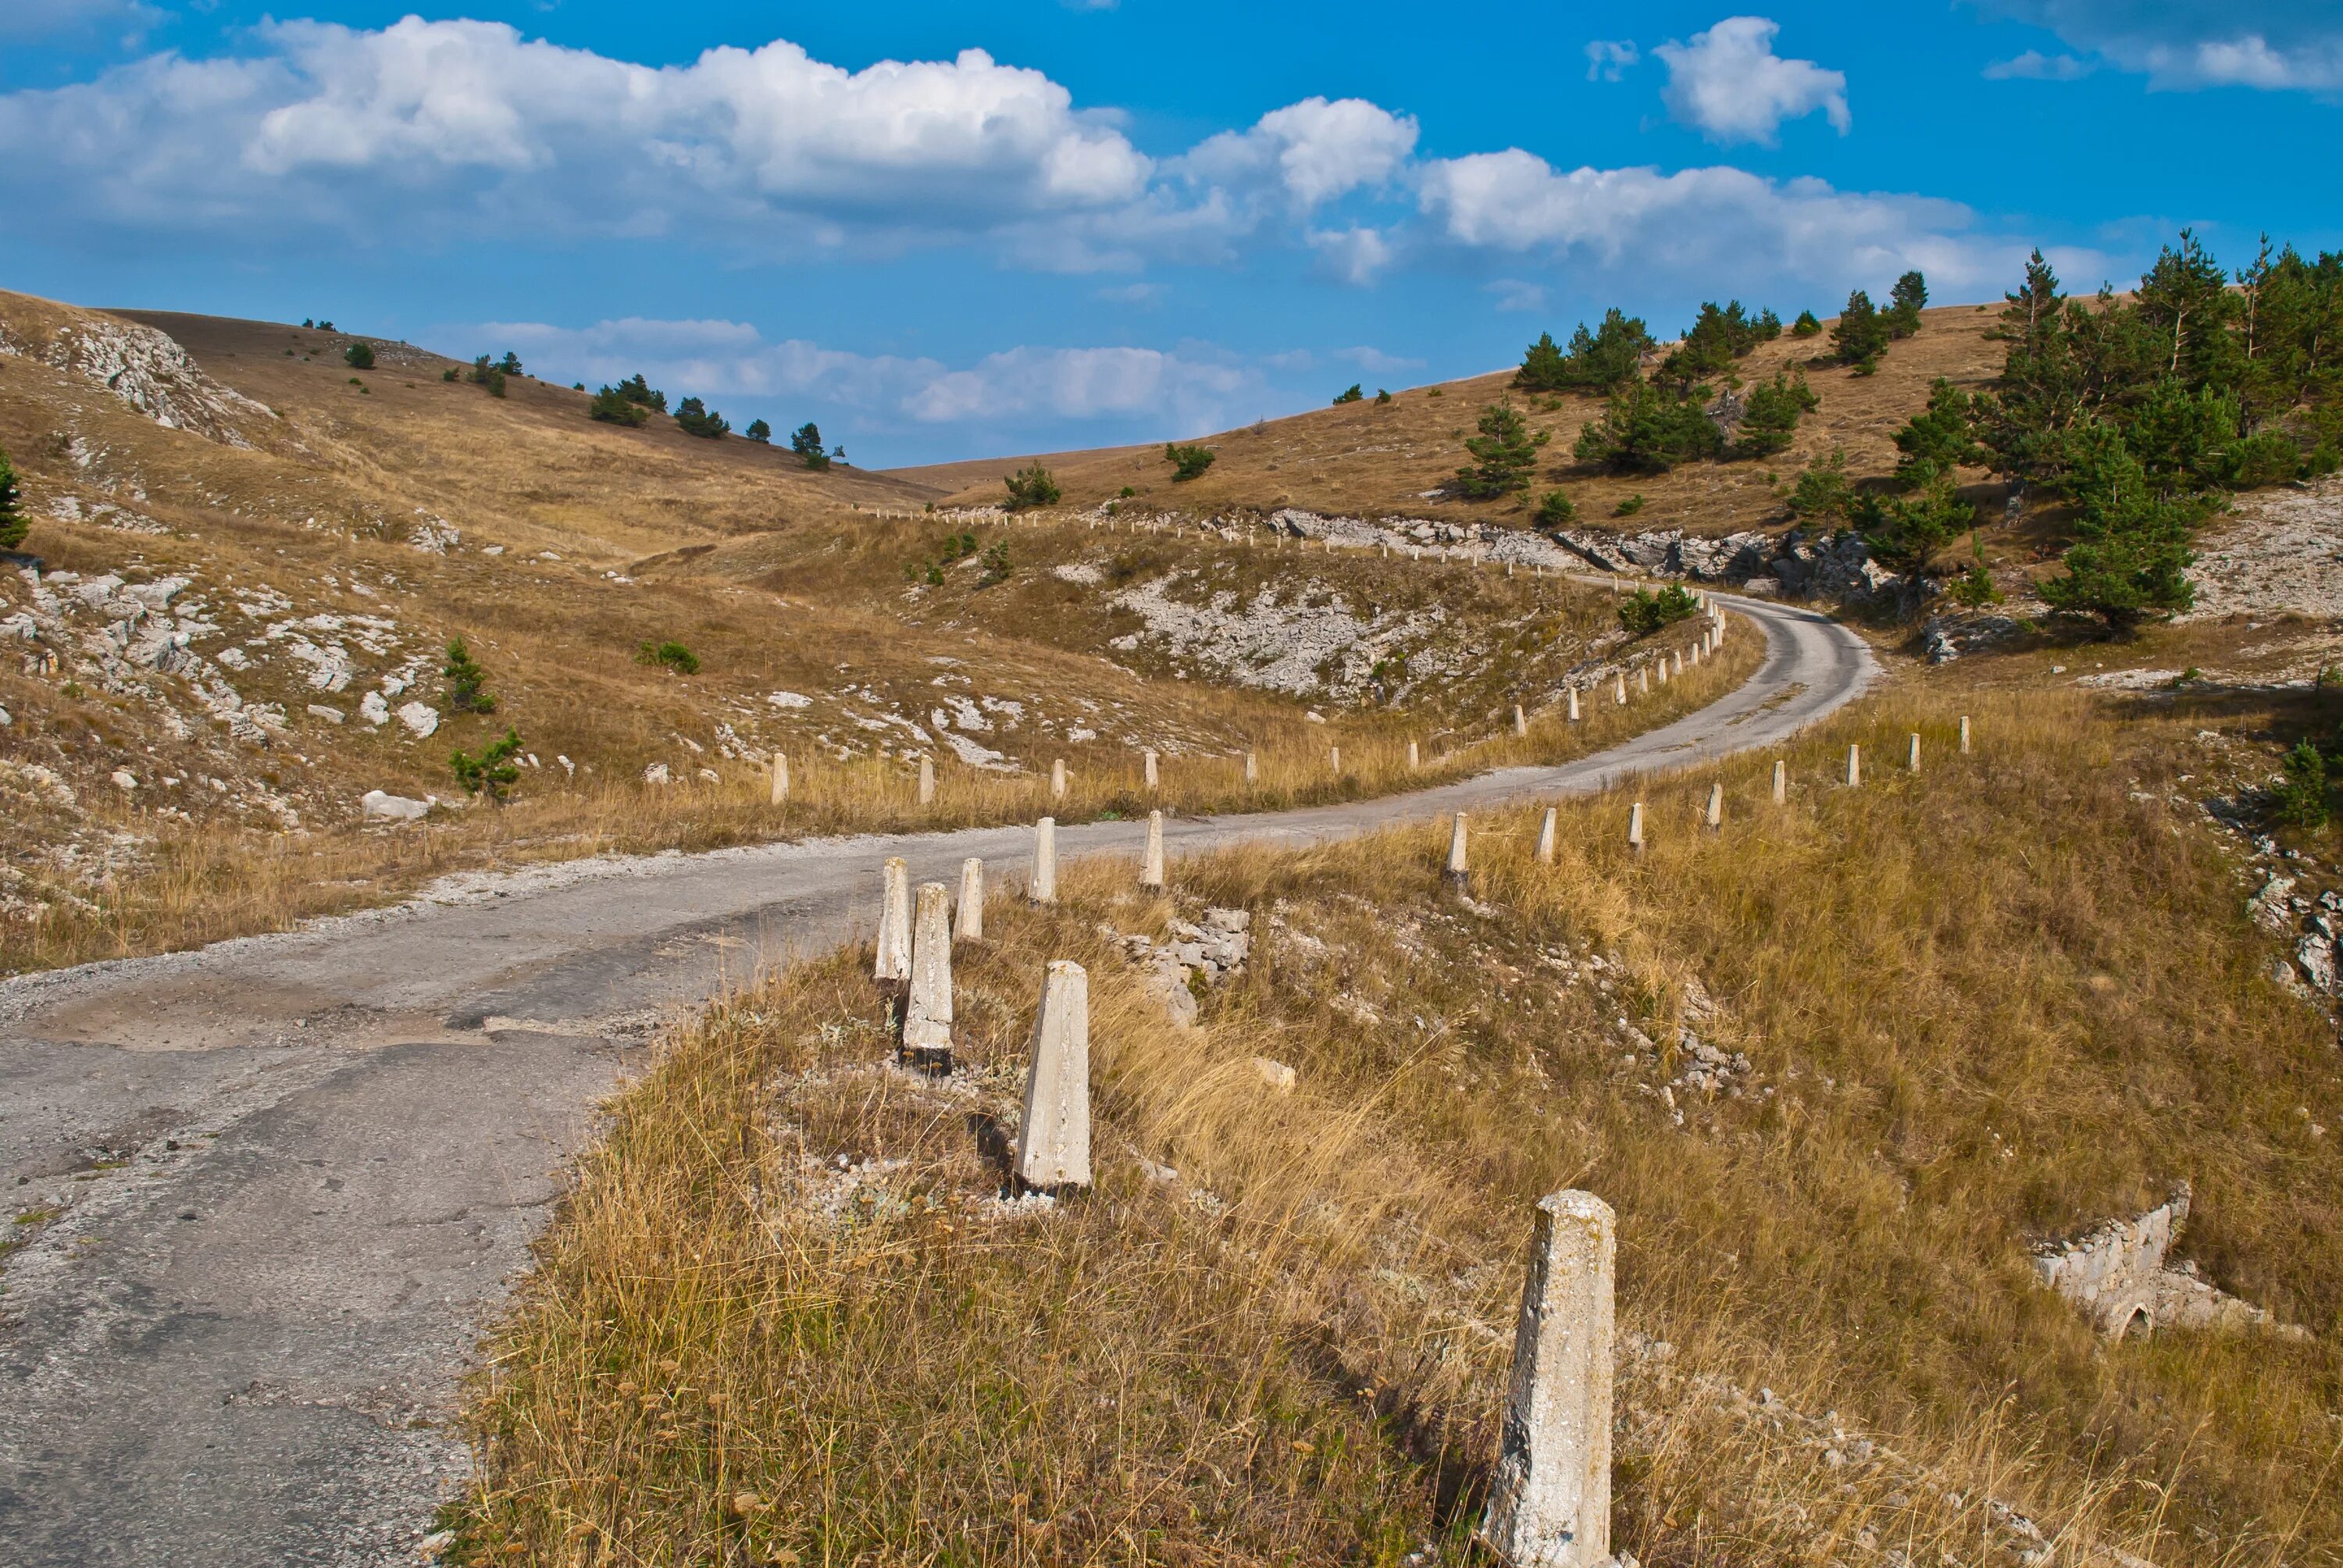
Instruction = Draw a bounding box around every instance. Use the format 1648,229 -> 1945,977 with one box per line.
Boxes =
2,1 -> 2338,467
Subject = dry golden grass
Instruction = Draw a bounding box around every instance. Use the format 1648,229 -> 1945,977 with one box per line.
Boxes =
901,303 -> 2008,536
2,621 -> 1756,975
450,674 -> 2343,1566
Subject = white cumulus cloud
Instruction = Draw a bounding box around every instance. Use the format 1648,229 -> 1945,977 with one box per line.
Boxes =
1655,16 -> 1851,144
1975,2 -> 2343,91
1175,96 -> 1418,208
1584,40 -> 1640,81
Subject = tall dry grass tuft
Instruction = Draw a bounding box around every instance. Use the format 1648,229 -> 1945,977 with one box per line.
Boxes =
454,680 -> 2342,1566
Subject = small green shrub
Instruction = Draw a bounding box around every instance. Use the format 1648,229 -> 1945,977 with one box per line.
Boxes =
450,728 -> 525,804
2274,739 -> 2330,829
1004,462 -> 1061,511
744,419 -> 772,444
343,341 -> 375,370
0,447 -> 25,552
469,356 -> 507,397
1375,388 -> 1393,405
1532,490 -> 1577,528
1617,583 -> 1700,636
674,397 -> 730,440
637,640 -> 701,675
980,541 -> 1011,585
790,422 -> 830,471
442,367 -> 459,383
589,386 -> 651,426
440,636 -> 497,715
2229,431 -> 2302,487
1118,485 -> 1136,499
1947,564 -> 2004,608
1791,309 -> 1823,338
1332,383 -> 1363,405
1164,443 -> 1216,481
1614,494 -> 1646,518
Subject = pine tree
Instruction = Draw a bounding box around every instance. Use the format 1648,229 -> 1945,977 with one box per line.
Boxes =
1791,309 -> 1823,338
1886,270 -> 1928,338
1455,400 -> 1547,497
790,422 -> 830,471
1332,383 -> 1365,404
744,419 -> 772,444
1786,450 -> 1852,522
1830,290 -> 1891,371
2135,228 -> 2239,387
1514,333 -> 1569,392
342,341 -> 375,371
440,636 -> 497,715
589,386 -> 650,426
450,728 -> 525,804
1003,462 -> 1061,511
2038,421 -> 2199,631
1536,308 -> 1654,392
1729,370 -> 1819,458
1892,379 -> 1984,479
0,447 -> 23,552
674,397 -> 730,439
1532,490 -> 1577,527
1855,462 -> 1974,581
1572,381 -> 1723,473
1164,443 -> 1216,480
615,374 -> 667,412
1995,250 -> 2063,349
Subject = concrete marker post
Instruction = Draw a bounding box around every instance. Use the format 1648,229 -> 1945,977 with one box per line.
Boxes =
1639,666 -> 1650,695
1627,802 -> 1644,854
900,882 -> 955,1073
1537,807 -> 1558,865
1143,748 -> 1159,789
770,752 -> 789,806
1567,687 -> 1582,722
1514,704 -> 1529,738
1141,810 -> 1166,890
954,858 -> 984,943
1051,758 -> 1068,801
1016,960 -> 1092,1191
1907,732 -> 1921,772
1706,782 -> 1723,832
1031,818 -> 1057,904
1408,739 -> 1421,770
1960,715 -> 1971,754
1772,759 -> 1787,805
876,857 -> 911,982
1614,673 -> 1627,706
918,754 -> 936,806
1846,743 -> 1862,787
1330,745 -> 1342,775
1478,1189 -> 1617,1568
1446,811 -> 1470,889
1244,750 -> 1258,783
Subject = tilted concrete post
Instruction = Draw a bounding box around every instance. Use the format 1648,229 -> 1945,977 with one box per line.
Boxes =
1051,758 -> 1068,800
1446,812 -> 1469,888
1772,759 -> 1787,805
876,857 -> 911,982
1706,782 -> 1723,831
1031,817 -> 1058,903
1478,1189 -> 1617,1568
770,752 -> 789,805
1960,715 -> 1971,754
954,858 -> 984,943
1514,704 -> 1528,737
1846,743 -> 1862,787
918,754 -> 936,806
1627,802 -> 1644,854
1142,809 -> 1166,889
901,882 -> 954,1071
1537,807 -> 1557,865
1691,642 -> 1702,666
1567,687 -> 1581,722
1143,748 -> 1159,789
1907,732 -> 1921,772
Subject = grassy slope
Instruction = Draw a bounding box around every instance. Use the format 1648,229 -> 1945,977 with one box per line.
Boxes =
455,660 -> 2343,1568
896,304 -> 2007,536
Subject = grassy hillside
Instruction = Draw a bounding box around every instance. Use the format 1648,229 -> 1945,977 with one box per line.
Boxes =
899,303 -> 2007,536
0,289 -> 1728,973
449,662 -> 2343,1567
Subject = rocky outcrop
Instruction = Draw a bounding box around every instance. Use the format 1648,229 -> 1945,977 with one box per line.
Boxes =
0,313 -> 271,447
1115,906 -> 1251,1029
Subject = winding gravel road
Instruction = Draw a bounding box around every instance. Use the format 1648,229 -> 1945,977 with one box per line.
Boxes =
0,593 -> 1872,1566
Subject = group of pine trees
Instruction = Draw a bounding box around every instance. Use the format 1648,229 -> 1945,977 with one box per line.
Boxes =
586,375 -> 837,465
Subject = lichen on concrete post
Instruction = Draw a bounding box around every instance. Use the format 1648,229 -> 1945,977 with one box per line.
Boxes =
1846,743 -> 1862,787
1772,759 -> 1787,805
1142,810 -> 1166,890
1031,817 -> 1057,904
876,857 -> 911,982
770,752 -> 789,806
1478,1188 -> 1617,1568
955,858 -> 984,943
1627,802 -> 1644,854
918,754 -> 936,805
1446,812 -> 1469,888
1537,807 -> 1557,865
900,882 -> 954,1071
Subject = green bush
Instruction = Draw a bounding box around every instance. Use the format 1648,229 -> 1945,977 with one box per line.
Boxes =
1892,379 -> 1984,479
675,397 -> 729,439
442,367 -> 459,383
1791,309 -> 1823,337
744,419 -> 772,444
1614,494 -> 1646,517
1829,289 -> 1891,370
1164,443 -> 1216,481
0,447 -> 24,552
1948,563 -> 2004,608
1618,583 -> 1699,636
450,728 -> 524,804
1532,489 -> 1577,528
440,636 -> 497,715
615,374 -> 667,412
1003,462 -> 1061,511
589,386 -> 651,426
980,541 -> 1011,585
1332,384 -> 1363,405
637,640 -> 701,675
469,355 -> 507,397
1118,485 -> 1136,498
2274,739 -> 2330,829
1374,388 -> 1393,405
2229,430 -> 2302,487
1572,381 -> 1721,473
1729,370 -> 1819,459
343,341 -> 375,371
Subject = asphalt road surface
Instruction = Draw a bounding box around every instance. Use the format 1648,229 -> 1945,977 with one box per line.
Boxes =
0,593 -> 1873,1566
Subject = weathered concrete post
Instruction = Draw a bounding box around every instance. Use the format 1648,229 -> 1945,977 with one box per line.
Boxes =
1772,759 -> 1787,805
1515,704 -> 1529,737
900,882 -> 954,1072
1637,667 -> 1649,695
1016,960 -> 1092,1191
770,752 -> 789,805
1907,732 -> 1921,772
1031,818 -> 1057,903
1846,743 -> 1862,786
1690,642 -> 1701,667
1330,745 -> 1342,775
1614,673 -> 1627,706
876,857 -> 911,982
1445,811 -> 1470,889
1671,650 -> 1684,679
1479,1188 -> 1617,1568
1244,750 -> 1258,783
918,754 -> 936,806
1627,802 -> 1644,854
1960,715 -> 1971,754
1051,758 -> 1068,800
1143,748 -> 1159,789
954,858 -> 984,943
1537,807 -> 1558,865
1706,782 -> 1723,832
1567,687 -> 1581,722
1408,739 -> 1421,770
1142,810 -> 1167,890
1657,660 -> 1669,688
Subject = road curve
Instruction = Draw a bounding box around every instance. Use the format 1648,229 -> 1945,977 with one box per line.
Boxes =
0,592 -> 1871,1566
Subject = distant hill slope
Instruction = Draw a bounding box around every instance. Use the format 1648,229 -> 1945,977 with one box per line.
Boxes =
892,304 -> 2006,535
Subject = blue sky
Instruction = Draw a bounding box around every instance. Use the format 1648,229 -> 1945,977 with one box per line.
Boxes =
1,2 -> 2337,468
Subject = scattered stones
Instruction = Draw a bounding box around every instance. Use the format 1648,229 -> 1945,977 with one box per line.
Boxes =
1252,1057 -> 1296,1093
361,789 -> 430,822
395,700 -> 440,739
2031,1185 -> 2302,1340
642,762 -> 671,786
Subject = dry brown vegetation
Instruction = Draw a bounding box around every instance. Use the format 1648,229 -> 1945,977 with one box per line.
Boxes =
896,303 -> 2008,536
451,668 -> 2343,1567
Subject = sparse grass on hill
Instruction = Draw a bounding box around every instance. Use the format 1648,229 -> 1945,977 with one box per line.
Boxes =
450,678 -> 2343,1567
